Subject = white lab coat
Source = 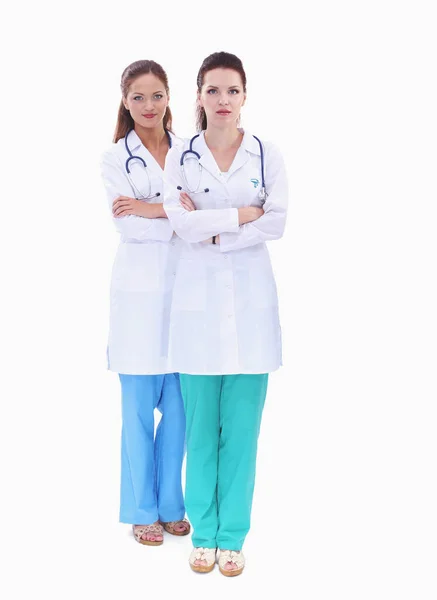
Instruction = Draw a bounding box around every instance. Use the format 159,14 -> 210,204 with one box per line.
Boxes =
101,131 -> 183,374
163,130 -> 288,375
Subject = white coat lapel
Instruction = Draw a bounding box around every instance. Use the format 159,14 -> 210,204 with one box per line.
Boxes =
226,144 -> 250,177
190,132 -> 221,184
226,130 -> 263,181
135,133 -> 165,175
122,129 -> 176,174
196,130 -> 260,181
118,130 -> 162,199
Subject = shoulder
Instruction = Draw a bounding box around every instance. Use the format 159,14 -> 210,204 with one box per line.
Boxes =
258,139 -> 283,162
165,135 -> 193,166
243,131 -> 282,162
168,132 -> 185,151
258,140 -> 287,176
101,138 -> 125,168
172,135 -> 194,151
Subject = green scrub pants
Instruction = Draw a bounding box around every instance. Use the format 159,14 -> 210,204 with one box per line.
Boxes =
180,373 -> 268,551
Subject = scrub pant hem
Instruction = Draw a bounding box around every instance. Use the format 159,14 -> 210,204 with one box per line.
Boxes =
120,512 -> 186,525
216,539 -> 243,551
157,509 -> 186,522
192,535 -> 217,549
120,511 -> 158,525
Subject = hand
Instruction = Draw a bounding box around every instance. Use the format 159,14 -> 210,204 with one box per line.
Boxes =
112,196 -> 165,218
112,196 -> 145,217
238,206 -> 264,225
180,192 -> 196,212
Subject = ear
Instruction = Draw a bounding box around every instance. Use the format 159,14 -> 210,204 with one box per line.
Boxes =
241,93 -> 247,107
123,98 -> 129,111
197,90 -> 203,108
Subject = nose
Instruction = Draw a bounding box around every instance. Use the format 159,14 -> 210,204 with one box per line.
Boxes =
218,93 -> 229,105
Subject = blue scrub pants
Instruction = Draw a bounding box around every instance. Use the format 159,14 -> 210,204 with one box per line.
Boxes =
119,373 -> 186,525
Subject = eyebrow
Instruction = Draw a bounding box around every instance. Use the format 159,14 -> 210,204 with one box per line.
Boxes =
130,90 -> 165,95
206,85 -> 241,89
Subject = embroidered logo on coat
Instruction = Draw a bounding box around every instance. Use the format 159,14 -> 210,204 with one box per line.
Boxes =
250,178 -> 260,188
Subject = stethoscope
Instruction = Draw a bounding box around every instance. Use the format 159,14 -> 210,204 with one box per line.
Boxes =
177,134 -> 267,202
124,128 -> 172,200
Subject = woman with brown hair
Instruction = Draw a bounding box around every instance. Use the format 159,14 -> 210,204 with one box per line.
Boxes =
101,60 -> 189,546
164,51 -> 288,575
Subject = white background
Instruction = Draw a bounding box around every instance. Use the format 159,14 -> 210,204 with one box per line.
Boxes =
1,1 -> 436,598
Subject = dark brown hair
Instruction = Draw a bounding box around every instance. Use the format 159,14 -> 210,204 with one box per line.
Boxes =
113,60 -> 173,143
196,52 -> 247,132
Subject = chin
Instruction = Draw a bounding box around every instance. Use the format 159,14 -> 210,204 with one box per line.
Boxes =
212,118 -> 235,128
139,118 -> 162,129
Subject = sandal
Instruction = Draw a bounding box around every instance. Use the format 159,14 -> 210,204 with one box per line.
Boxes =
132,522 -> 164,546
189,547 -> 217,573
159,518 -> 191,536
218,549 -> 245,577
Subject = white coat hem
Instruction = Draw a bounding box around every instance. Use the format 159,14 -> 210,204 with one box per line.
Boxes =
175,365 -> 282,376
108,365 -> 176,376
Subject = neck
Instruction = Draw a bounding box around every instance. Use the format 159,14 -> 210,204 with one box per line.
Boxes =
134,124 -> 167,151
204,125 -> 242,150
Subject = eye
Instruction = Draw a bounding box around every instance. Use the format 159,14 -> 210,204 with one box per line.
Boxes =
153,94 -> 163,100
229,89 -> 239,95
133,95 -> 143,101
207,89 -> 217,94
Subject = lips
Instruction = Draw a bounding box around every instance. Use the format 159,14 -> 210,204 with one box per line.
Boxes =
217,110 -> 231,115
143,114 -> 156,119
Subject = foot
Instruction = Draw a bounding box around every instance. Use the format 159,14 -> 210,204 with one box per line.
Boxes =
218,549 -> 245,576
189,547 -> 217,573
132,522 -> 164,546
160,518 -> 191,536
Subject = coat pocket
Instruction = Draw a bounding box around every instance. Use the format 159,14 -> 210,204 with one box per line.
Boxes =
248,253 -> 279,309
112,243 -> 160,293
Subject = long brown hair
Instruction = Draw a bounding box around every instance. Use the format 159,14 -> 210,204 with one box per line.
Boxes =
196,52 -> 247,132
113,60 -> 173,143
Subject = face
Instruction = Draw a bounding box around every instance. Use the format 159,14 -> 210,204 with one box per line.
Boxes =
198,68 -> 246,128
123,73 -> 169,129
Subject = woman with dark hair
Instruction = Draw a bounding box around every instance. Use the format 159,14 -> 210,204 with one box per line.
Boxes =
101,60 -> 189,546
164,52 -> 288,575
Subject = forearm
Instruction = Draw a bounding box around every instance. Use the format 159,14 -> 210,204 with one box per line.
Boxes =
165,206 -> 239,243
138,202 -> 168,219
113,215 -> 174,242
219,210 -> 286,252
